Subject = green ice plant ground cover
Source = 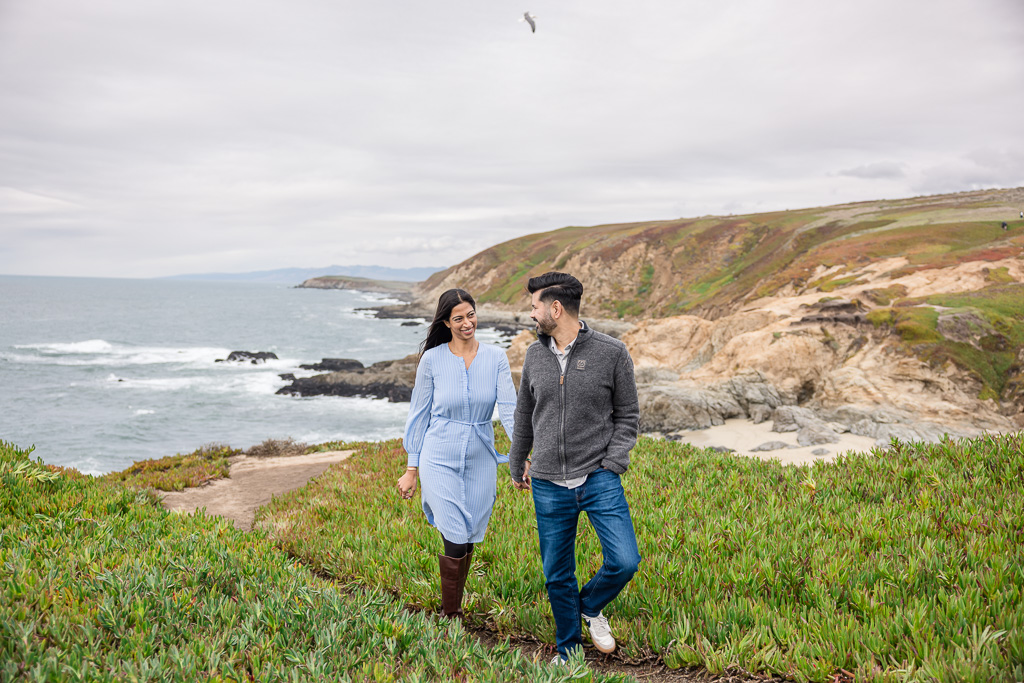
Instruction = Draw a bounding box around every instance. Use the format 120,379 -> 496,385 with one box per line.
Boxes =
265,431 -> 1024,682
0,441 -> 622,682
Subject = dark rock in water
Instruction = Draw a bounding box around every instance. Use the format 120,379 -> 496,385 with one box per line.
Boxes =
299,358 -> 365,372
278,373 -> 296,381
278,354 -> 418,402
216,351 -> 279,364
400,321 -> 422,327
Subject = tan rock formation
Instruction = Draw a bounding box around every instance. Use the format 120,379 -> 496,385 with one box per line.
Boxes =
500,252 -> 1024,440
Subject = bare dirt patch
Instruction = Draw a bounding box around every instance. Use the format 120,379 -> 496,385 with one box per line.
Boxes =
160,450 -> 353,531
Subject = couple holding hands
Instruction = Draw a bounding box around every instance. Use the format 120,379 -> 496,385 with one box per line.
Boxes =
396,272 -> 641,665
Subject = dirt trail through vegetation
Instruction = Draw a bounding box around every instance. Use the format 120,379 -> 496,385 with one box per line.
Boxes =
160,450 -> 353,530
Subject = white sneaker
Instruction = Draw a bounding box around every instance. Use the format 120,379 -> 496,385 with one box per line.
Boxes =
583,612 -> 616,653
550,654 -> 567,666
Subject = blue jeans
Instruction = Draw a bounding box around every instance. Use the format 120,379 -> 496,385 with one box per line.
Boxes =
531,469 -> 641,658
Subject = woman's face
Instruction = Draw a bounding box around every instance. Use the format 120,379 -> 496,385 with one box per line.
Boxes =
444,301 -> 477,343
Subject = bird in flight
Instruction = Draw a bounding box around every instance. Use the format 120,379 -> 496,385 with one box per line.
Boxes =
522,12 -> 537,33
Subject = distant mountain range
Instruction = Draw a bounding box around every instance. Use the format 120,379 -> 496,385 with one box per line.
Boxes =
163,265 -> 444,284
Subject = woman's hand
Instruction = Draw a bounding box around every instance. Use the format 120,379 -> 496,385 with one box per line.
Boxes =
397,468 -> 418,499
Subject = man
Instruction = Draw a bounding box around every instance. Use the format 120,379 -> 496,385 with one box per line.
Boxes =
508,271 -> 641,665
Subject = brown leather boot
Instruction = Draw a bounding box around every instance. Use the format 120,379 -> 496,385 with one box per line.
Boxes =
438,549 -> 473,619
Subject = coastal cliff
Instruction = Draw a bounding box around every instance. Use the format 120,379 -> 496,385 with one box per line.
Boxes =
295,187 -> 1024,439
298,275 -> 414,299
483,188 -> 1024,439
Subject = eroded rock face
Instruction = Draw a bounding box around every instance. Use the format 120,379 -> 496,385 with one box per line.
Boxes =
636,371 -> 785,432
638,382 -> 744,432
621,305 -> 1019,438
500,288 -> 1020,441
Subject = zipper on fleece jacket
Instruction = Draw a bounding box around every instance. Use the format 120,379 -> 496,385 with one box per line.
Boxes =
558,343 -> 578,481
545,332 -> 580,482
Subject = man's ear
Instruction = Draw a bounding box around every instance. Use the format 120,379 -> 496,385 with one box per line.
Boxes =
551,300 -> 562,319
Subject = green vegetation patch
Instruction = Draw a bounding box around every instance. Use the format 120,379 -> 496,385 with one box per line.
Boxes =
813,275 -> 867,293
0,440 -> 616,682
922,284 -> 1024,398
871,284 -> 1024,399
260,431 -> 1024,682
985,266 -> 1015,284
102,443 -> 240,492
861,284 -> 909,307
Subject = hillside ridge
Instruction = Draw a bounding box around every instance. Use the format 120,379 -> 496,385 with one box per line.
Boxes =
417,187 -> 1024,321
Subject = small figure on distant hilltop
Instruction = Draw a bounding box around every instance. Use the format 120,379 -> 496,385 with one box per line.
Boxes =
1003,221 -> 1009,230
397,288 -> 517,621
509,272 -> 641,665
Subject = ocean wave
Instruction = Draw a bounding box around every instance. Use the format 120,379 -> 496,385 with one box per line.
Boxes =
17,339 -> 113,354
112,369 -> 298,396
11,340 -> 234,367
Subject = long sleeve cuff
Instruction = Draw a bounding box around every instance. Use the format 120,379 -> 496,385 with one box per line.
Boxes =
407,453 -> 420,468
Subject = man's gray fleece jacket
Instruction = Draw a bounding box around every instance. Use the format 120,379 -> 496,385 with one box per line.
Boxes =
509,322 -> 639,483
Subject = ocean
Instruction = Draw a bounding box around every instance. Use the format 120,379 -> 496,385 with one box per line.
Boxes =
0,276 -> 507,475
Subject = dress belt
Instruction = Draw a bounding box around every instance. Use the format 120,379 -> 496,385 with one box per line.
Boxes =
435,417 -> 491,427
432,416 -> 509,464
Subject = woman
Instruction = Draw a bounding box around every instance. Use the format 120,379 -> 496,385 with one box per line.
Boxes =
397,288 -> 517,620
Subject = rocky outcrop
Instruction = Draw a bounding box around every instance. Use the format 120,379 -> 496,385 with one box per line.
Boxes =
298,358 -> 365,373
276,354 -> 418,402
636,371 -> 785,432
297,276 -> 414,298
216,351 -> 279,364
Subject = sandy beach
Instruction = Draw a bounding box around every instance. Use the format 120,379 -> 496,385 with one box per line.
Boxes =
668,417 -> 879,466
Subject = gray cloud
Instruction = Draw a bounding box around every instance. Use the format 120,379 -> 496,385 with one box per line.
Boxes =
838,163 -> 907,180
1,0 -> 1023,277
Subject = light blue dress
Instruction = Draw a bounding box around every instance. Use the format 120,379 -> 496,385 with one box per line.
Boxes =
403,343 -> 517,544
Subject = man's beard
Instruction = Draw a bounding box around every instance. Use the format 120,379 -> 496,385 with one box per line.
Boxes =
535,313 -> 556,336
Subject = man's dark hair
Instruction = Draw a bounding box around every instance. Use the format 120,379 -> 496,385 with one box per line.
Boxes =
527,272 -> 583,317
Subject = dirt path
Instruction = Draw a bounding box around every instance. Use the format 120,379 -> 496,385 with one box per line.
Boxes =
160,449 -> 787,681
160,450 -> 354,531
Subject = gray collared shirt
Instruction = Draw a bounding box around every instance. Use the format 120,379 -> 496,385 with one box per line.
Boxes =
548,334 -> 577,374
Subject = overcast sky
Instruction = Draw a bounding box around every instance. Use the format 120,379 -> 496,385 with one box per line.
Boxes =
2,0 -> 1023,278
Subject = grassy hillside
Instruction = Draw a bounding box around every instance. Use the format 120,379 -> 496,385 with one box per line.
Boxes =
0,441 -> 616,682
259,430 -> 1024,682
421,188 -> 1024,320
9,430 -> 1022,681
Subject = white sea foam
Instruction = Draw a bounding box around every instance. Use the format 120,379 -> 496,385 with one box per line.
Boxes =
133,409 -> 156,416
12,340 -> 232,367
361,296 -> 404,306
17,339 -> 113,354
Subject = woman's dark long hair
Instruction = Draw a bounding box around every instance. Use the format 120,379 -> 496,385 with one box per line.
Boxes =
420,288 -> 476,357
